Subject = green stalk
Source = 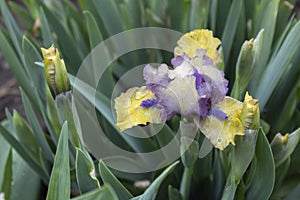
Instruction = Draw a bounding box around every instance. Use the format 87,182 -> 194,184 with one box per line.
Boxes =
180,167 -> 193,200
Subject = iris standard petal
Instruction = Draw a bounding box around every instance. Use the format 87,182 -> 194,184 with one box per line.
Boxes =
114,86 -> 162,131
174,29 -> 222,63
143,64 -> 170,90
191,50 -> 228,103
157,76 -> 200,119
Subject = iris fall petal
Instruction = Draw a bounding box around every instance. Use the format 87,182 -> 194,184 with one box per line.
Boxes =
114,86 -> 162,131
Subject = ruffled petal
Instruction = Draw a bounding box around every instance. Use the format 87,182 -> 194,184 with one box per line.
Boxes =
157,76 -> 200,119
114,86 -> 162,131
174,29 -> 222,63
240,92 -> 259,129
195,96 -> 244,150
191,50 -> 228,103
143,64 -> 170,90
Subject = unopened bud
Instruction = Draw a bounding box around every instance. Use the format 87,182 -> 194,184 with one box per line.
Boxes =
41,44 -> 70,97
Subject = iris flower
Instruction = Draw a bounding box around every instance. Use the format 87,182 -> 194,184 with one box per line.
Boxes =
114,29 -> 259,150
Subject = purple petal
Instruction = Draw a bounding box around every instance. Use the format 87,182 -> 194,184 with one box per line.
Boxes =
171,56 -> 184,67
143,64 -> 170,90
198,98 -> 210,118
210,108 -> 228,120
140,99 -> 158,108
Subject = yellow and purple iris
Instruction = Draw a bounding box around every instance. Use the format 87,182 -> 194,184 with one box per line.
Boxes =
114,29 -> 259,150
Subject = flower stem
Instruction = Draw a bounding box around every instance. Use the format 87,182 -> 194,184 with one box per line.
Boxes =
180,167 -> 193,200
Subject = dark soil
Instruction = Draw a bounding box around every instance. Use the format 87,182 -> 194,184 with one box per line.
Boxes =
0,53 -> 24,121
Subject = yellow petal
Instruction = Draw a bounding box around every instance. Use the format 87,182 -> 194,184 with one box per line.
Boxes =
213,96 -> 243,118
114,86 -> 162,132
174,29 -> 221,63
41,44 -> 55,58
195,97 -> 244,150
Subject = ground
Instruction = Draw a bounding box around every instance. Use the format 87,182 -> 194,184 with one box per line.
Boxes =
0,54 -> 24,121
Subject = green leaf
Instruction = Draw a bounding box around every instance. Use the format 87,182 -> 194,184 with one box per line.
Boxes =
22,36 -> 45,103
42,5 -> 83,75
270,15 -> 294,63
221,0 -> 243,66
45,86 -> 61,137
120,0 -> 142,28
99,160 -> 133,200
212,150 -> 225,200
131,161 -> 179,200
55,92 -> 81,148
0,123 -> 11,186
285,183 -> 300,200
10,150 -> 41,200
189,0 -> 210,29
271,128 -> 300,167
0,120 -> 41,200
69,18 -> 89,56
168,0 -> 184,31
245,129 -> 275,200
250,0 -> 279,90
0,0 -> 24,66
40,8 -> 55,47
0,124 -> 47,182
0,149 -> 12,200
76,149 -> 100,193
71,185 -> 118,200
0,29 -> 38,107
273,157 -> 290,194
92,0 -> 125,35
231,130 -> 258,181
8,1 -> 34,29
83,10 -> 105,86
222,130 -> 258,200
46,122 -> 70,200
210,0 -> 218,33
180,137 -> 199,168
84,11 -> 103,50
20,89 -> 54,162
12,110 -> 40,163
168,185 -> 183,200
270,78 -> 300,131
255,20 -> 300,110
221,181 -> 236,200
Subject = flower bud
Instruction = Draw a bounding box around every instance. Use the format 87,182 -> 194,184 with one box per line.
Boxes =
240,92 -> 260,129
232,30 -> 264,99
41,44 -> 70,97
271,128 -> 300,167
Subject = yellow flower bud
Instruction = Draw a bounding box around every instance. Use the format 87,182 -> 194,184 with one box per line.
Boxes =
41,45 -> 70,96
